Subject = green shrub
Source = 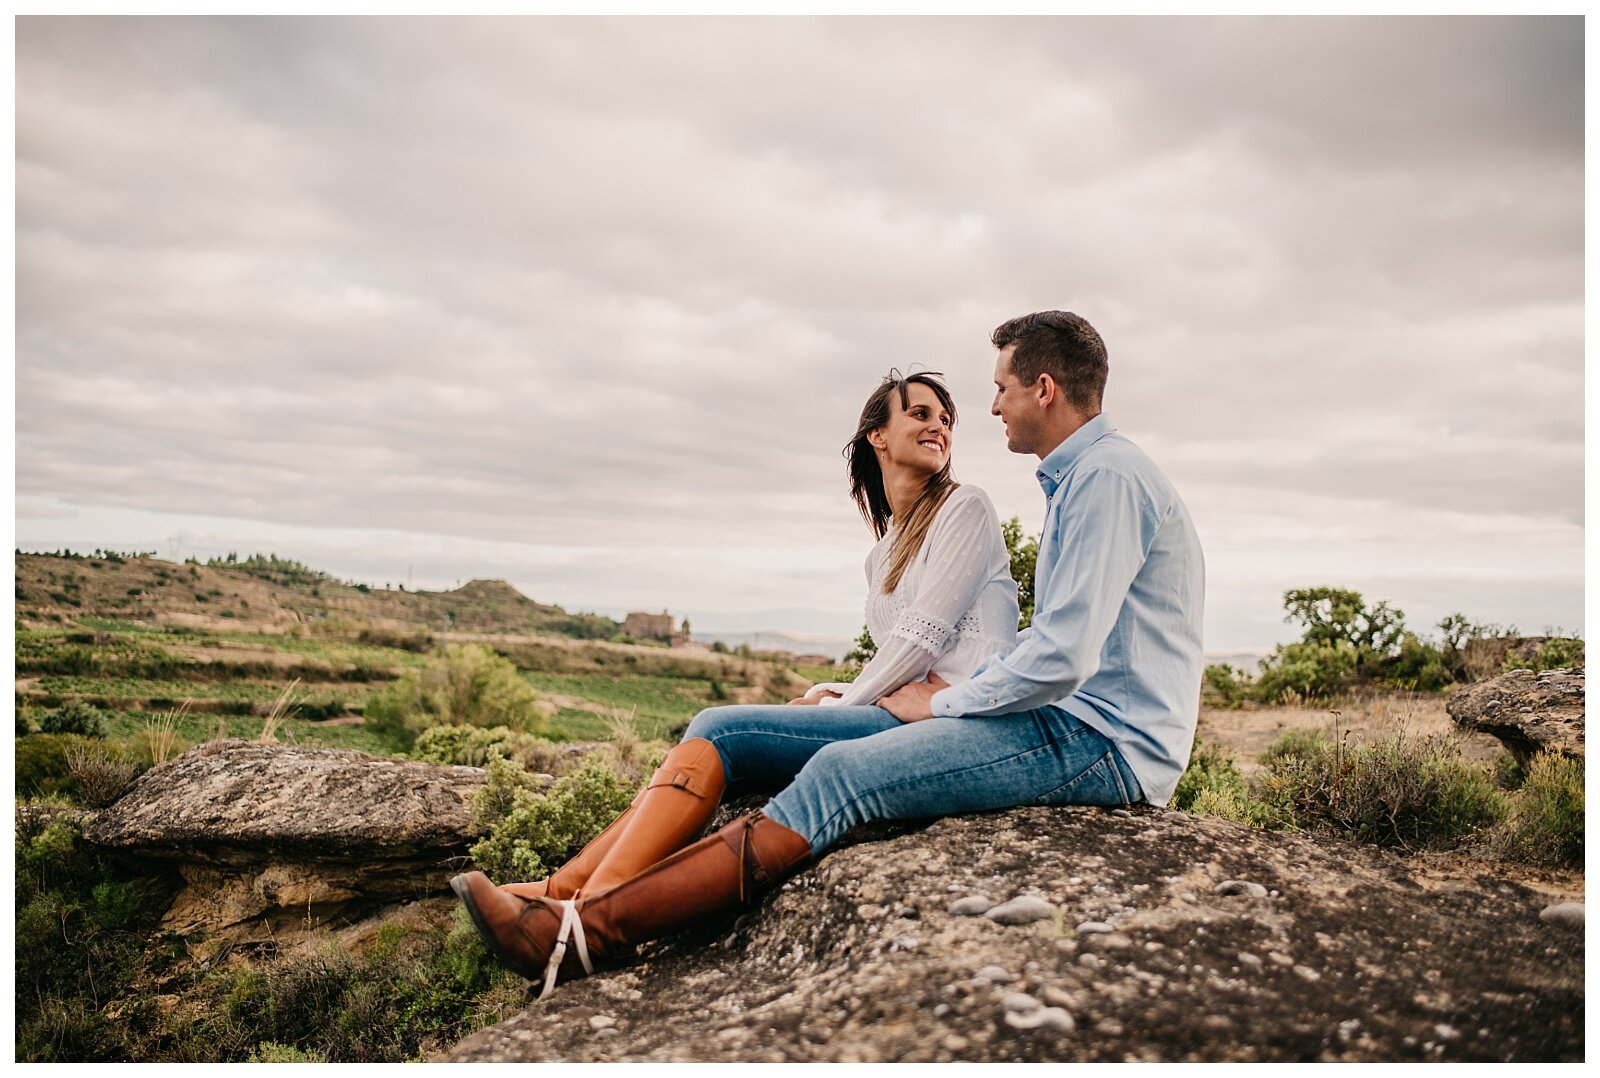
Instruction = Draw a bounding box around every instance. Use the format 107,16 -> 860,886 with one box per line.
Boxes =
363,644 -> 547,750
1504,636 -> 1585,673
469,754 -> 640,882
1254,639 -> 1359,702
1172,737 -> 1249,811
1490,753 -> 1583,867
410,724 -> 559,769
1258,727 -> 1331,770
247,1042 -> 329,1063
1190,786 -> 1283,828
1201,663 -> 1253,708
16,733 -> 99,799
1255,733 -> 1506,850
65,742 -> 139,807
39,699 -> 108,738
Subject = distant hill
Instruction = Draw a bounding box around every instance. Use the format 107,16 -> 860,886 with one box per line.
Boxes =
13,551 -> 620,640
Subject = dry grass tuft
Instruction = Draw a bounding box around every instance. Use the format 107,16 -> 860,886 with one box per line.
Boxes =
260,679 -> 302,743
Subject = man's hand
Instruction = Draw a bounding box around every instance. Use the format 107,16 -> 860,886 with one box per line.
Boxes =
787,690 -> 843,706
877,673 -> 949,723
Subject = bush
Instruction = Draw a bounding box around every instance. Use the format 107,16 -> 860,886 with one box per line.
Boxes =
1504,636 -> 1585,673
1254,640 -> 1359,702
410,724 -> 560,769
247,1042 -> 329,1063
39,699 -> 108,738
1171,737 -> 1248,811
1201,664 -> 1253,708
16,733 -> 99,799
65,743 -> 139,807
1255,732 -> 1506,850
363,644 -> 547,750
1257,727 -> 1330,770
469,754 -> 641,883
1489,753 -> 1583,867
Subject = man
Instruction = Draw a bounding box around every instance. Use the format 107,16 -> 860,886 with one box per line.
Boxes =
879,310 -> 1205,808
452,310 -> 1204,995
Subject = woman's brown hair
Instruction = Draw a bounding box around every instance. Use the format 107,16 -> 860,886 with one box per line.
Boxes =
844,371 -> 959,593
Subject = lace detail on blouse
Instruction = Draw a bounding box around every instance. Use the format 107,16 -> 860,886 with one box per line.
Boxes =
888,607 -> 956,653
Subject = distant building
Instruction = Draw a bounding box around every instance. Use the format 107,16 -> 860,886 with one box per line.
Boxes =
623,610 -> 690,646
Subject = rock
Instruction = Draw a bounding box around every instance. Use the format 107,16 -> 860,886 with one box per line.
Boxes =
1447,669 -> 1584,765
985,895 -> 1056,925
1002,992 -> 1041,1013
589,1015 -> 616,1031
1539,903 -> 1583,927
1076,921 -> 1114,934
440,807 -> 1583,1062
83,740 -> 494,939
948,895 -> 993,916
1214,880 -> 1268,899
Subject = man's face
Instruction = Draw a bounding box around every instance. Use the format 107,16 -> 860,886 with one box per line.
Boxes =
992,345 -> 1042,457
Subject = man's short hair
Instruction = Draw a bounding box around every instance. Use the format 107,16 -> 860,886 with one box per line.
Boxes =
991,311 -> 1107,413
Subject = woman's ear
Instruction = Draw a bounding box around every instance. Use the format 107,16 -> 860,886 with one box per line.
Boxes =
867,427 -> 888,451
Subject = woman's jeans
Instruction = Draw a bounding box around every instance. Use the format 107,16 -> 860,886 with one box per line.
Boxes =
682,703 -> 1143,855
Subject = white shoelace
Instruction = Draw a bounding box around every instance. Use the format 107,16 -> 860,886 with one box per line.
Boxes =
538,899 -> 593,1000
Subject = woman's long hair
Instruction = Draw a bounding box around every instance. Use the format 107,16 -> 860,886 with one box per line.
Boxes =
845,370 -> 960,594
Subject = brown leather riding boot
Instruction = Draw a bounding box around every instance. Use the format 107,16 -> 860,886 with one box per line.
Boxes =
451,811 -> 811,996
500,736 -> 726,902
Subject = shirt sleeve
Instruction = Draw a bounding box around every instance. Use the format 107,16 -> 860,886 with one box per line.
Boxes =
834,489 -> 1002,707
930,467 -> 1154,717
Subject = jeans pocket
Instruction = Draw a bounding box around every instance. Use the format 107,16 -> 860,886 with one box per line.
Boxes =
1035,752 -> 1132,808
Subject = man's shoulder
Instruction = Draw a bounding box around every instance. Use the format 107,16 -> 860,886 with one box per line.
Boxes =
1072,434 -> 1186,514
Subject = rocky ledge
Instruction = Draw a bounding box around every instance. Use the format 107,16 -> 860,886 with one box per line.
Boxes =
1447,668 -> 1584,765
443,805 -> 1583,1063
83,740 -> 497,939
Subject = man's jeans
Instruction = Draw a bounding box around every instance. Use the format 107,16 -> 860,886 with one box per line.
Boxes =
682,703 -> 1144,854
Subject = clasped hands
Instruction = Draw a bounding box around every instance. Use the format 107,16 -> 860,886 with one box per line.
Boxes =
787,673 -> 948,723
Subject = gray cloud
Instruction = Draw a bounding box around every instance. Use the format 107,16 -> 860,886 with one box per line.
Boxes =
15,15 -> 1583,651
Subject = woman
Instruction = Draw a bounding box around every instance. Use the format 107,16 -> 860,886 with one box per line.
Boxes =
452,371 -> 1019,998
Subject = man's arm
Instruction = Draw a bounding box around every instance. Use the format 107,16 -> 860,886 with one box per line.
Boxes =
887,467 -> 1154,722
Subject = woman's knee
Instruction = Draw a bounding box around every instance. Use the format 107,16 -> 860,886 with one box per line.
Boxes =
683,705 -> 746,743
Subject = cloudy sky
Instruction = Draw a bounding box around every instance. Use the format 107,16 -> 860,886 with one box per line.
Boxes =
14,15 -> 1585,655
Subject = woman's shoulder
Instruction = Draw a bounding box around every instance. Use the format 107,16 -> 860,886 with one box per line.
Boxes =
939,483 -> 1000,520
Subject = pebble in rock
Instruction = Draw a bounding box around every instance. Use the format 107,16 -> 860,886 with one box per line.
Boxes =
1237,952 -> 1263,970
1002,992 -> 1041,1014
594,1027 -> 620,1039
985,896 -> 1056,925
1076,921 -> 1114,935
1540,903 -> 1583,927
589,1014 -> 617,1031
973,964 -> 1017,984
1110,808 -> 1133,818
948,895 -> 994,917
1214,880 -> 1269,899
1004,1006 -> 1075,1033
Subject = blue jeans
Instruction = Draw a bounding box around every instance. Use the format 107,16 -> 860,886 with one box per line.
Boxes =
682,703 -> 1144,855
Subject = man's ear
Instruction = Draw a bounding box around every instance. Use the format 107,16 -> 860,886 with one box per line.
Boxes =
1035,373 -> 1058,407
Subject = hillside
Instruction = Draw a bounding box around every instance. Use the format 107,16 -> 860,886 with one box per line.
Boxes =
13,552 -> 618,639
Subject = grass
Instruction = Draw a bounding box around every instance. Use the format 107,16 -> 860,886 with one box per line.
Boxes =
521,670 -> 740,740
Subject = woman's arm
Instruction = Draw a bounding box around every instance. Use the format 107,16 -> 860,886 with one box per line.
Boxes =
831,489 -> 1004,707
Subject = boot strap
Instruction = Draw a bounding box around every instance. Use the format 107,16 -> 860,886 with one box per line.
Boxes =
538,900 -> 593,1001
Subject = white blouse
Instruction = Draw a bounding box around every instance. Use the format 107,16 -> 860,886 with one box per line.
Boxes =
810,484 -> 1020,707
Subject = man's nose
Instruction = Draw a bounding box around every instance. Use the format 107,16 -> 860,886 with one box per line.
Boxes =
991,394 -> 1002,416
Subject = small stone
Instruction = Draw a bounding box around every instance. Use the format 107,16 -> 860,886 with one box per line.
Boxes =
1293,965 -> 1322,983
1540,903 -> 1583,927
933,1003 -> 950,1018
1002,992 -> 1041,1013
594,1027 -> 620,1039
1237,952 -> 1263,970
942,1033 -> 969,1051
1485,699 -> 1502,709
1004,1006 -> 1075,1032
1040,985 -> 1075,1009
948,895 -> 994,917
1338,1019 -> 1361,1041
985,896 -> 1055,925
1077,921 -> 1114,934
1111,808 -> 1133,818
973,964 -> 1016,984
1179,892 -> 1197,904
1266,952 -> 1294,967
1077,952 -> 1103,970
1519,706 -> 1534,713
588,1014 -> 616,1030
1434,1024 -> 1460,1042
1214,880 -> 1268,898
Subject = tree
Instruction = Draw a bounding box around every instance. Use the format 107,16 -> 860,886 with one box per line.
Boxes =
1001,516 -> 1039,631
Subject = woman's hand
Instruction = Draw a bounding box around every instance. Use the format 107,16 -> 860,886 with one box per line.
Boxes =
787,690 -> 843,706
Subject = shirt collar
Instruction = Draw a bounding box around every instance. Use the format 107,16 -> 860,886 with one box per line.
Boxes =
1036,412 -> 1116,497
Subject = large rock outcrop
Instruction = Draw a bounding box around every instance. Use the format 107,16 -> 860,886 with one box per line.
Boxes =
444,806 -> 1582,1063
84,740 -> 497,939
1447,669 -> 1584,766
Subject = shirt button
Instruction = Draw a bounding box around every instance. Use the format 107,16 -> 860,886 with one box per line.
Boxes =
988,698 -> 997,706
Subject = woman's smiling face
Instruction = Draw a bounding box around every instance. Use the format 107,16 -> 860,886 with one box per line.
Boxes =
871,380 -> 954,479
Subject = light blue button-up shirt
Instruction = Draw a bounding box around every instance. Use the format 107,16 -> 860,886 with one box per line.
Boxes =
929,413 -> 1205,805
